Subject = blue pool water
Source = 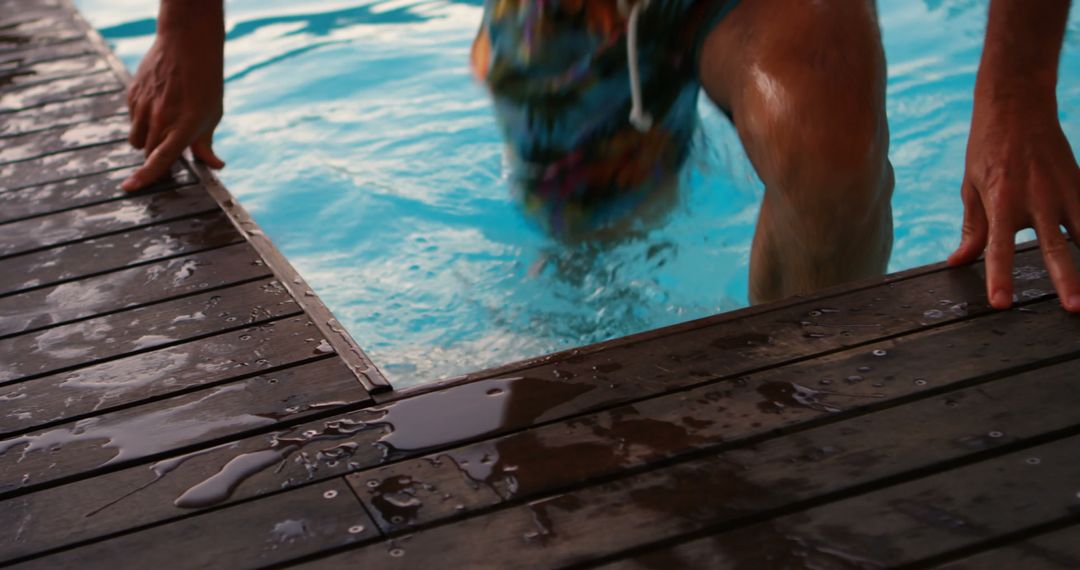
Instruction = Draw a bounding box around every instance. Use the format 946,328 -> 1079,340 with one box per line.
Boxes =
78,0 -> 1079,386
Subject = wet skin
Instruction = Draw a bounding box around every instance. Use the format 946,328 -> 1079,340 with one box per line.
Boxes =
125,0 -> 1079,311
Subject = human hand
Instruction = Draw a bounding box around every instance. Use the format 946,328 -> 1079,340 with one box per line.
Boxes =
948,91 -> 1080,312
122,5 -> 225,191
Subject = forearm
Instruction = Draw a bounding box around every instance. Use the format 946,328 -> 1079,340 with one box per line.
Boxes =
158,0 -> 225,42
977,0 -> 1070,107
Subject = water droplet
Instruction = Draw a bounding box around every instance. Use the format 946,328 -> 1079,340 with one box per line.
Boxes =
390,515 -> 404,524
239,334 -> 252,341
914,379 -> 927,386
945,399 -> 959,408
454,503 -> 465,511
872,349 -> 887,357
1026,457 -> 1041,465
808,310 -> 822,317
486,388 -> 504,396
323,489 -> 338,499
857,366 -> 872,372
366,479 -> 380,488
923,309 -> 944,319
845,375 -> 864,384
389,548 -> 405,558
988,431 -> 1004,438
818,379 -> 832,386
348,525 -> 365,534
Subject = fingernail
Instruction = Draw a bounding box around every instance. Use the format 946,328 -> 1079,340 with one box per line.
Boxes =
1068,295 -> 1080,312
121,176 -> 140,191
991,290 -> 1011,308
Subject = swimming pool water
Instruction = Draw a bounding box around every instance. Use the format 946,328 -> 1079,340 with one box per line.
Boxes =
77,0 -> 1079,387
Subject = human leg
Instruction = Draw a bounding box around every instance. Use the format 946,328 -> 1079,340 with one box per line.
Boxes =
699,0 -> 894,304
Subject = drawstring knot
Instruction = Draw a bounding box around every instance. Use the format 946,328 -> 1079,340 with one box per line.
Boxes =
619,0 -> 652,132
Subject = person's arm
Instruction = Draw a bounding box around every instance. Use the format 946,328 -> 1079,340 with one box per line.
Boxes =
949,0 -> 1080,312
122,0 -> 226,191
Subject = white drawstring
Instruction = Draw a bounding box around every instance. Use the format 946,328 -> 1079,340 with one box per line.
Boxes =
619,0 -> 652,131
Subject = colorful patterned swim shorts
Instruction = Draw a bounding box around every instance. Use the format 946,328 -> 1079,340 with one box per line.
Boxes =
471,0 -> 740,236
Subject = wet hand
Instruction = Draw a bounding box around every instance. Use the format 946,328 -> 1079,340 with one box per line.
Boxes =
122,15 -> 225,192
948,94 -> 1080,312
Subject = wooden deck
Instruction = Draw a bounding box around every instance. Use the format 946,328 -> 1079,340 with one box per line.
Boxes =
3,0 -> 1080,568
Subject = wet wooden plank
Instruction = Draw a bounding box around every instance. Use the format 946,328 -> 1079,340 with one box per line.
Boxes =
0,212 -> 241,295
0,70 -> 120,113
0,53 -> 107,90
0,185 -> 218,258
0,162 -> 194,224
13,479 -> 378,570
598,435 -> 1080,570
0,11 -> 82,52
0,278 -> 299,385
0,407 -> 386,562
0,90 -> 125,137
0,315 -> 333,436
3,301 -> 1072,563
0,242 -> 271,337
343,302 -> 1080,534
0,113 -> 127,163
407,247 -> 1071,436
0,39 -> 93,70
0,357 -> 370,493
930,526 -> 1080,569
0,139 -> 142,191
305,425 -> 1080,569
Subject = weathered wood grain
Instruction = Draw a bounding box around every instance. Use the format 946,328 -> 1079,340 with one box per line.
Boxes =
0,11 -> 82,52
0,162 -> 194,224
0,315 -> 334,436
0,113 -> 127,163
0,69 -> 118,112
0,53 -> 107,90
0,212 -> 241,295
0,139 -> 142,191
600,435 -> 1080,569
13,479 -> 379,570
0,39 -> 93,70
0,185 -> 218,258
0,407 -> 385,562
0,278 -> 299,384
0,242 -> 271,336
345,301 -> 1080,534
0,90 -> 125,137
930,526 -> 1080,569
0,357 -> 369,494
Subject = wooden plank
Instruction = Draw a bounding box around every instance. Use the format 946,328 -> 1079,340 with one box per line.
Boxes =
0,357 -> 370,494
389,246 -> 1071,434
0,90 -> 125,137
597,435 -> 1080,569
342,302 -> 1080,534
0,185 -> 218,258
0,11 -> 82,52
0,53 -> 107,90
0,242 -> 271,337
0,278 -> 299,384
0,315 -> 333,436
12,479 -> 379,570
0,112 -> 127,163
930,526 -> 1080,570
0,139 -> 142,191
0,409 -> 384,562
0,70 -> 119,112
0,39 -> 94,70
305,411 -> 1080,569
0,162 -> 194,224
3,300 -> 1072,564
0,211 -> 241,295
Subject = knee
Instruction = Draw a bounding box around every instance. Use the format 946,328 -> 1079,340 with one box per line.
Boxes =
732,1 -> 890,210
